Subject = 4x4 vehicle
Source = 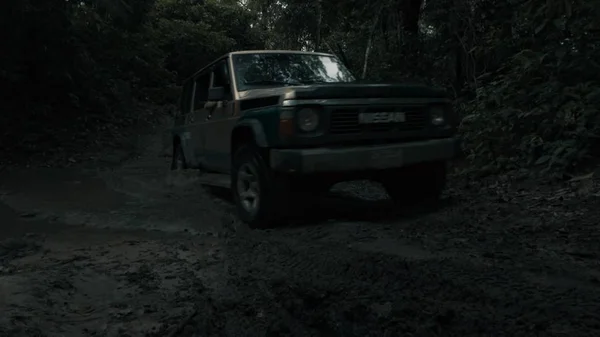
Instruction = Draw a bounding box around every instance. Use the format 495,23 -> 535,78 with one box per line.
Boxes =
171,50 -> 460,228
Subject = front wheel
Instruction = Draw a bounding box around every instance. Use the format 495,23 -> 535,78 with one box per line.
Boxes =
231,145 -> 291,228
379,161 -> 447,204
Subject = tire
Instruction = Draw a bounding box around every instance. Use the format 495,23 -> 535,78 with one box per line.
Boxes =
231,145 -> 290,228
171,142 -> 187,170
380,161 -> 447,204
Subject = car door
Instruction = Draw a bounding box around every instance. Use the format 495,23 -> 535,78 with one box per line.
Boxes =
202,58 -> 238,173
185,71 -> 211,168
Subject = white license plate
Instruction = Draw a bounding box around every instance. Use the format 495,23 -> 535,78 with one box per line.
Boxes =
358,112 -> 405,124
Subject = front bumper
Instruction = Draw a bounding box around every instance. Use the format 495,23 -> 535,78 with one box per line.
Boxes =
270,138 -> 460,173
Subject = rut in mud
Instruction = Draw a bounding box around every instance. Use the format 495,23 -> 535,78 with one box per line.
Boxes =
1,129 -> 600,337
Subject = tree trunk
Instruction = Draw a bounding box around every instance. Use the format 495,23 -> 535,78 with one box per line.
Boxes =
315,0 -> 323,51
362,8 -> 383,79
362,35 -> 373,79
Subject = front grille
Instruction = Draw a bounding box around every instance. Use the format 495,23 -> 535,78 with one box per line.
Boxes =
329,106 -> 427,135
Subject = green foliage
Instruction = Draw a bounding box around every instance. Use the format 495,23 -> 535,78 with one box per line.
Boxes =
1,0 -> 598,175
0,0 -> 263,162
458,0 -> 600,176
152,0 -> 264,82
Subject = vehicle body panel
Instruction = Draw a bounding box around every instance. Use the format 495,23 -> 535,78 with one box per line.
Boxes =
236,106 -> 282,147
270,138 -> 460,174
288,83 -> 446,100
202,100 -> 237,171
237,87 -> 295,101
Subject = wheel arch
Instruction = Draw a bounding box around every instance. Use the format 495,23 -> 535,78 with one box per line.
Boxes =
231,119 -> 268,156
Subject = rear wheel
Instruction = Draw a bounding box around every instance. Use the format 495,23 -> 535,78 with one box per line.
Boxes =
379,161 -> 447,204
232,145 -> 291,228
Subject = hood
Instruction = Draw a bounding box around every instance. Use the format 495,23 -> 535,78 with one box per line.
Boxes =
238,86 -> 296,101
237,83 -> 447,101
291,83 -> 447,99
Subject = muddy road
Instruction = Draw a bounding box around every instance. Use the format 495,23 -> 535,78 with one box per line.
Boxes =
2,131 -> 600,337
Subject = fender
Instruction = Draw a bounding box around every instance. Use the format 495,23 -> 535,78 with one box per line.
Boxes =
233,119 -> 268,147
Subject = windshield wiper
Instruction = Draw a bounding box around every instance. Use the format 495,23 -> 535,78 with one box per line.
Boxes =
244,80 -> 300,86
299,79 -> 326,84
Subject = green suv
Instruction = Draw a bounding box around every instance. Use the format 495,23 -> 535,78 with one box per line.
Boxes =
171,50 -> 459,228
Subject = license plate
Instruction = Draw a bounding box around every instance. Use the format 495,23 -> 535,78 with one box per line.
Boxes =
358,112 -> 405,124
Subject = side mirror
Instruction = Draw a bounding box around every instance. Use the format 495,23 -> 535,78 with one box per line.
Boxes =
208,87 -> 226,101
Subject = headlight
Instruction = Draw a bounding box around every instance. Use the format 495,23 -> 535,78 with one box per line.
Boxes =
430,106 -> 445,126
297,108 -> 320,132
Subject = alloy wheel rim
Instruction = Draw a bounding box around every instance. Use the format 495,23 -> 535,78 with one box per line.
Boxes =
237,162 -> 260,213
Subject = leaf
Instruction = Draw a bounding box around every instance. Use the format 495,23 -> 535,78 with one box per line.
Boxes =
553,146 -> 565,156
535,19 -> 548,34
535,155 -> 551,165
555,48 -> 567,60
569,172 -> 594,182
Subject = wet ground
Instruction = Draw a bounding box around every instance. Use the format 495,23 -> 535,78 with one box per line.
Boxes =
2,130 -> 600,337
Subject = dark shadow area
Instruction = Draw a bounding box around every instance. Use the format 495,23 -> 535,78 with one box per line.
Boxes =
0,203 -> 70,240
284,193 -> 455,227
203,185 -> 234,203
203,184 -> 454,227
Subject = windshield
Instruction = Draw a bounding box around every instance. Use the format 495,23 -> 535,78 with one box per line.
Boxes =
232,53 -> 355,91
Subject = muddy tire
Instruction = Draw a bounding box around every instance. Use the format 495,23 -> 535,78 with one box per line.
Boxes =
380,161 -> 447,204
171,142 -> 187,170
232,145 -> 290,228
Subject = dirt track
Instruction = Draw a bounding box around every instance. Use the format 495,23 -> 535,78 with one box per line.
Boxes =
2,130 -> 600,337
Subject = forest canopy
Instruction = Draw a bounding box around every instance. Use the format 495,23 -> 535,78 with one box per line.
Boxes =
1,0 -> 599,176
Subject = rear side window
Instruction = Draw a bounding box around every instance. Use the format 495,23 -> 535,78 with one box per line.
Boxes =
193,72 -> 211,110
180,81 -> 194,114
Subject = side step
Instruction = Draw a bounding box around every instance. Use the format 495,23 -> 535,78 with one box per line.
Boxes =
196,173 -> 231,189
